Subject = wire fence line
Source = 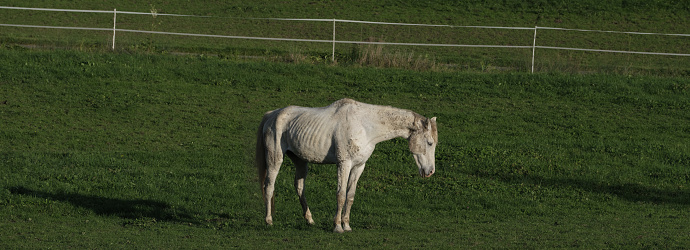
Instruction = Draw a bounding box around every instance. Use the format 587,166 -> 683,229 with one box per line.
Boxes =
1,5 -> 689,73
0,23 -> 532,47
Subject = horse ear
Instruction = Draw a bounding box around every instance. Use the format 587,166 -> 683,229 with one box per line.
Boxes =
426,117 -> 436,130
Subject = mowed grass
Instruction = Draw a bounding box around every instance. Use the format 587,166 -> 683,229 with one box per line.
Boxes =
1,48 -> 689,248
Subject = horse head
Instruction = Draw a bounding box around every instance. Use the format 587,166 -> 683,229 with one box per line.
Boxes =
408,117 -> 437,178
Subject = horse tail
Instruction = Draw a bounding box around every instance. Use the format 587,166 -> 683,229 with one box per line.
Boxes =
256,112 -> 269,197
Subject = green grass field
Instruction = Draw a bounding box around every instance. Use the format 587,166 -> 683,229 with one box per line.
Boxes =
1,47 -> 689,248
2,1 -> 690,248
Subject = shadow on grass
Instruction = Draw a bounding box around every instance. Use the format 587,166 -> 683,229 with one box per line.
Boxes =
469,173 -> 690,205
535,176 -> 690,205
8,186 -> 199,225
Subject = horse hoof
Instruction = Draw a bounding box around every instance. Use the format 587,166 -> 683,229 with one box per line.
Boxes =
305,213 -> 315,225
333,225 -> 344,233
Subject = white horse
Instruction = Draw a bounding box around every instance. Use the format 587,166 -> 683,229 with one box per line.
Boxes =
256,98 -> 437,233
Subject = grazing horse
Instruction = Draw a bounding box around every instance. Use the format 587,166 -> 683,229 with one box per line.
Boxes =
256,98 -> 437,233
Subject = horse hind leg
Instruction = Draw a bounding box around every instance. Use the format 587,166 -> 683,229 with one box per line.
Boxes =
263,148 -> 283,226
288,152 -> 314,225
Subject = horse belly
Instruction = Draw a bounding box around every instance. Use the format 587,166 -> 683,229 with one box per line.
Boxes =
282,107 -> 341,164
287,137 -> 336,164
285,126 -> 337,164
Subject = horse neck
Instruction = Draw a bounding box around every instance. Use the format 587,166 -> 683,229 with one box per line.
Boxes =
368,106 -> 418,144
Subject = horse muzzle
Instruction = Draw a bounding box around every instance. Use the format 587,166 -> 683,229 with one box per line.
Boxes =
419,167 -> 435,178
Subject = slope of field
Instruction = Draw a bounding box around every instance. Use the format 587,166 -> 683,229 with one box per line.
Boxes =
1,48 -> 689,248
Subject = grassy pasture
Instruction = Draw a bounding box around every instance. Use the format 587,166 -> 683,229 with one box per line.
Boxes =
1,48 -> 689,248
1,1 -> 689,75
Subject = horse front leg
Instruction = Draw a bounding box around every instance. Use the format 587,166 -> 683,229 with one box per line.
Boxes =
342,163 -> 365,232
333,161 -> 352,233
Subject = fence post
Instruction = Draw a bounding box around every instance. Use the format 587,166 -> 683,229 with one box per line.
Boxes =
531,26 -> 537,73
112,9 -> 117,50
332,18 -> 336,62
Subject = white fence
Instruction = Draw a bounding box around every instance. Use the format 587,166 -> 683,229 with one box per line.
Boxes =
1,6 -> 689,73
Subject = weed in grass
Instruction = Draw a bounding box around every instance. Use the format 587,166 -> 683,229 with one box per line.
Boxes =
354,37 -> 439,71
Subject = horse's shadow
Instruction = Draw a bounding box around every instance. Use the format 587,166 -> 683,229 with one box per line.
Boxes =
466,172 -> 690,205
8,186 -> 198,225
532,176 -> 690,205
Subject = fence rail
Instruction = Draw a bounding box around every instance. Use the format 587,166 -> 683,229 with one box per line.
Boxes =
1,5 -> 689,73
